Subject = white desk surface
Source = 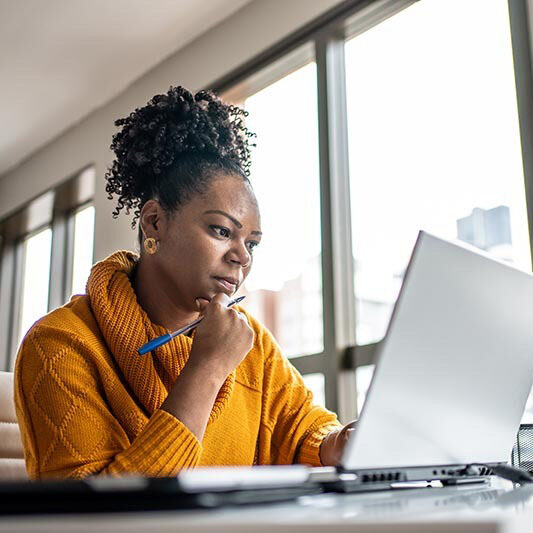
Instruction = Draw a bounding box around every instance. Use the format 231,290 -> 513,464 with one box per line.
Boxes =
2,477 -> 533,532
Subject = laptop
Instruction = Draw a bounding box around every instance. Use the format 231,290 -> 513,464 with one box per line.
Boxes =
327,230 -> 533,491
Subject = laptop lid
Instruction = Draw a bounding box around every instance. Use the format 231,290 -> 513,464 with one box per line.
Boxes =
342,231 -> 533,471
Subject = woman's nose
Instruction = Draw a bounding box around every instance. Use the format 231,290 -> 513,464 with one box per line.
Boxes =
227,242 -> 251,268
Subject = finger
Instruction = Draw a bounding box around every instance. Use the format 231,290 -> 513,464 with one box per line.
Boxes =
344,428 -> 356,441
234,310 -> 249,324
211,292 -> 231,307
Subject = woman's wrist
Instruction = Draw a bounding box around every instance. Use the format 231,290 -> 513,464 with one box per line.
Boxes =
185,352 -> 230,387
161,357 -> 226,441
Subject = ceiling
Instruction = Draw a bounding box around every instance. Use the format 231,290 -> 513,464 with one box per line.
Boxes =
0,0 -> 252,176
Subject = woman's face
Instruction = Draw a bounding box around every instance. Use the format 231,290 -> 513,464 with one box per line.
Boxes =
143,173 -> 261,311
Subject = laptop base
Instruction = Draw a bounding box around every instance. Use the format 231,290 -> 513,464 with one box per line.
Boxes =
319,464 -> 495,493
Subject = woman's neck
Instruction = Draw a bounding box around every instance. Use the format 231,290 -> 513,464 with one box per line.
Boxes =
132,256 -> 199,331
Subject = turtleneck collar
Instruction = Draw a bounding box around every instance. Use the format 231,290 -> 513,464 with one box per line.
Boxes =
87,250 -> 234,421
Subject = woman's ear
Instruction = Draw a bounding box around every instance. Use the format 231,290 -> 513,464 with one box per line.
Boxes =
139,200 -> 164,240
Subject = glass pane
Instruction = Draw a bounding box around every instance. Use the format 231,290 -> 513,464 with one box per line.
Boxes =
355,364 -> 375,417
302,372 -> 326,408
70,205 -> 95,297
346,0 -> 530,346
522,391 -> 533,424
238,62 -> 323,358
17,228 -> 52,346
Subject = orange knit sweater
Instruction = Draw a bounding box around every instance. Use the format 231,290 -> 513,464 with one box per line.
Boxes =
14,251 -> 340,479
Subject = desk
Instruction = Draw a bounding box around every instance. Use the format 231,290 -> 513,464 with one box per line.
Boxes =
1,477 -> 533,532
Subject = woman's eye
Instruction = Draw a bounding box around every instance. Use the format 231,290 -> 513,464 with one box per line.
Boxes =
211,225 -> 230,238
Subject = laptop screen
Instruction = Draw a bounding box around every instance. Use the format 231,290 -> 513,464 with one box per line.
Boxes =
342,232 -> 533,471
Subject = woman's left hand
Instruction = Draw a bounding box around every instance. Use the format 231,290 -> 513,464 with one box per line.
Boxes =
319,420 -> 357,466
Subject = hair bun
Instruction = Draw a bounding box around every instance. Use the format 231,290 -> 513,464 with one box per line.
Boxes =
105,86 -> 255,226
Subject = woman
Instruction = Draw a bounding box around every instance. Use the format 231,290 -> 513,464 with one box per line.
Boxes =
14,86 -> 353,479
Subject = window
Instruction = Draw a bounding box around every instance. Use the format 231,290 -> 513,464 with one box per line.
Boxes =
0,167 -> 95,371
345,0 -> 530,347
70,205 -> 95,297
345,0 -> 531,417
355,364 -> 374,416
224,55 -> 323,359
302,372 -> 326,408
16,228 -> 52,348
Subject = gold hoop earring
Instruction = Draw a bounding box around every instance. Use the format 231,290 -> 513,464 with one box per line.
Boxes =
144,237 -> 158,255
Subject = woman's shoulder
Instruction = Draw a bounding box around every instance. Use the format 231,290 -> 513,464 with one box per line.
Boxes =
27,294 -> 97,337
16,294 -> 106,366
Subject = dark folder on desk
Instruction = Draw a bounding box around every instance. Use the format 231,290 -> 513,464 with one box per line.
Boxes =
0,466 -> 320,515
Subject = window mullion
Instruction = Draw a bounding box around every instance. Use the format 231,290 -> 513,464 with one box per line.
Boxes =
316,29 -> 356,416
7,243 -> 24,370
0,242 -> 17,370
290,353 -> 328,376
48,211 -> 69,311
508,0 -> 533,268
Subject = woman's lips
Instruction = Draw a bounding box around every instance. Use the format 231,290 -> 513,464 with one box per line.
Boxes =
213,276 -> 237,293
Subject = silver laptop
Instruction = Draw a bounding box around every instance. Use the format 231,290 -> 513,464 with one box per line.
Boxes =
336,231 -> 533,490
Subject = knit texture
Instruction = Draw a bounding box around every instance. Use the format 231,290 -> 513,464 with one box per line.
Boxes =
14,251 -> 340,479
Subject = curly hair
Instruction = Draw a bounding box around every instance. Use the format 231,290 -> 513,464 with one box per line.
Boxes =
105,86 -> 256,228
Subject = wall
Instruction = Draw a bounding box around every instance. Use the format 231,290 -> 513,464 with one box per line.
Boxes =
0,0 -> 344,261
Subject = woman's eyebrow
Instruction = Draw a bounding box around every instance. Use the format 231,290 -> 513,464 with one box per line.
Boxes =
203,209 -> 262,236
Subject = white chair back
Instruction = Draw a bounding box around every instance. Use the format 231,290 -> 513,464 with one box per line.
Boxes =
0,371 -> 28,479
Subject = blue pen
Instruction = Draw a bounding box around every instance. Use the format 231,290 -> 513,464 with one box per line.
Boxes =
137,295 -> 246,355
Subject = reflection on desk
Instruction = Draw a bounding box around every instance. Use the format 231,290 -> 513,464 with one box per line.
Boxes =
2,477 -> 533,532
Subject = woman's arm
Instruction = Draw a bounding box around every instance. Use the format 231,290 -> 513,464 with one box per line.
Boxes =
14,329 -> 201,479
255,320 -> 342,467
160,293 -> 254,441
15,293 -> 254,479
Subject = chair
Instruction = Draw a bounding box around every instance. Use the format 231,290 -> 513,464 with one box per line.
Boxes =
0,371 -> 28,479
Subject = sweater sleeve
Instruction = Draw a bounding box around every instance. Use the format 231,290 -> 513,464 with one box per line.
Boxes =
14,328 -> 201,479
258,326 -> 341,467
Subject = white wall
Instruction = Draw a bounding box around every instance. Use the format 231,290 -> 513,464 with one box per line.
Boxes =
0,0 -> 344,261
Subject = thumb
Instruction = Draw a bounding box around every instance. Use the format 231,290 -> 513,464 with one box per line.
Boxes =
345,419 -> 358,430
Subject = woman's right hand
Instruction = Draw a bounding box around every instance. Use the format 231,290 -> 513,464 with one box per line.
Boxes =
188,293 -> 254,382
161,293 -> 253,441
